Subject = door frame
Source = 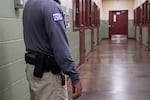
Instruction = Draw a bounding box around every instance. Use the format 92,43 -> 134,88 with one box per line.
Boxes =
79,28 -> 85,64
148,26 -> 150,51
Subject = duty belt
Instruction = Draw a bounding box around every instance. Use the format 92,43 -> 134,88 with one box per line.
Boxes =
25,52 -> 65,85
25,51 -> 61,76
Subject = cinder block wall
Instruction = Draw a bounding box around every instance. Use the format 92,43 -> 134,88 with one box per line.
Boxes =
0,0 -> 30,100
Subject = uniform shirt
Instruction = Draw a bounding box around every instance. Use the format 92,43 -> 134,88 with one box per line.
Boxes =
23,0 -> 80,85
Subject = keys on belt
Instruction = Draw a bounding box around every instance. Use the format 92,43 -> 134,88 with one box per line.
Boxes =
60,73 -> 66,86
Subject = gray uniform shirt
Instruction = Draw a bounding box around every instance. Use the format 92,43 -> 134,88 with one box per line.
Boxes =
23,0 -> 80,84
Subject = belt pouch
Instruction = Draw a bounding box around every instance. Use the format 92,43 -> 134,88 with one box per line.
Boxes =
49,56 -> 61,74
34,54 -> 46,78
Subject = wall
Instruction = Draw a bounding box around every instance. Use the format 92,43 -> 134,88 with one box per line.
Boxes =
102,0 -> 134,20
0,0 -> 29,99
135,0 -> 147,7
128,20 -> 135,38
100,20 -> 109,38
142,27 -> 148,46
85,29 -> 92,55
101,0 -> 135,39
92,0 -> 102,7
136,26 -> 140,41
134,0 -> 148,47
61,6 -> 80,65
94,28 -> 98,47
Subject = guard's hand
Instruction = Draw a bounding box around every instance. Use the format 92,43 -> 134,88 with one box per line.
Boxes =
72,82 -> 82,100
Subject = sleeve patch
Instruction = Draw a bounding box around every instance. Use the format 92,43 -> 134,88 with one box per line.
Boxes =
53,13 -> 63,21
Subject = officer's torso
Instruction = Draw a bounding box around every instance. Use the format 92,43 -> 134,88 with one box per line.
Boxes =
23,0 -> 62,55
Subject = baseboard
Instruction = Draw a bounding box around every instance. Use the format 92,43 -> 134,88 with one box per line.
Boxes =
102,38 -> 110,40
128,37 -> 136,40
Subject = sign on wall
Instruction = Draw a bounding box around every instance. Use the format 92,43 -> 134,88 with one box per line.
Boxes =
64,13 -> 70,28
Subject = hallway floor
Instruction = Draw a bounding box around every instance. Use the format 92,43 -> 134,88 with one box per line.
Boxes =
69,39 -> 150,100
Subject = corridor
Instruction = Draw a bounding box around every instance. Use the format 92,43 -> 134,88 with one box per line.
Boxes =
71,39 -> 150,100
1,0 -> 150,99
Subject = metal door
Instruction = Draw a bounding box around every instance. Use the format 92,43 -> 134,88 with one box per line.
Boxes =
80,29 -> 85,64
109,10 -> 128,38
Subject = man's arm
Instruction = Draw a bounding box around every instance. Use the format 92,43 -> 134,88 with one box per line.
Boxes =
42,0 -> 81,85
42,1 -> 82,99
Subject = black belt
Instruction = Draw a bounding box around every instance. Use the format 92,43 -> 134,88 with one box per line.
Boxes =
25,53 -> 51,72
25,52 -> 65,85
25,53 -> 36,65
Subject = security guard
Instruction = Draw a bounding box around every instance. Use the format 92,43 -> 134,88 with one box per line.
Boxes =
23,0 -> 82,100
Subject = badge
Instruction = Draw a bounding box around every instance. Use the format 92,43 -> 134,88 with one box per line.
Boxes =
53,13 -> 63,21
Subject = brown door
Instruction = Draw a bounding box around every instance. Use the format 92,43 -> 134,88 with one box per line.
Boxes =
109,10 -> 128,38
80,29 -> 85,64
148,0 -> 150,51
148,26 -> 150,51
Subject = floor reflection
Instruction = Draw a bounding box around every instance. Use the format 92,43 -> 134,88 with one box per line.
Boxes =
68,40 -> 150,100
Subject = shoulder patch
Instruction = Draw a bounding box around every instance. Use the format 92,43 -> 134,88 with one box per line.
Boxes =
53,13 -> 63,21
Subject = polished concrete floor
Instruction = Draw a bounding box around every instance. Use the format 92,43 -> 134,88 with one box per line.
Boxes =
68,39 -> 150,100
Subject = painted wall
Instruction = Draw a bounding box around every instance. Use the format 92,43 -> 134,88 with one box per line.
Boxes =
62,7 -> 80,65
102,0 -> 134,20
136,26 -> 140,41
135,0 -> 147,7
100,20 -> 109,38
101,0 -> 135,39
94,28 -> 97,46
128,20 -> 135,38
93,0 -> 102,7
85,29 -> 92,55
134,0 -> 149,47
135,26 -> 148,47
0,0 -> 29,99
142,27 -> 148,46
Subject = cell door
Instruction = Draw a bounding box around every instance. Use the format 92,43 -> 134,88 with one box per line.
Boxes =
148,26 -> 150,50
109,10 -> 128,38
80,29 -> 85,64
148,0 -> 150,50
